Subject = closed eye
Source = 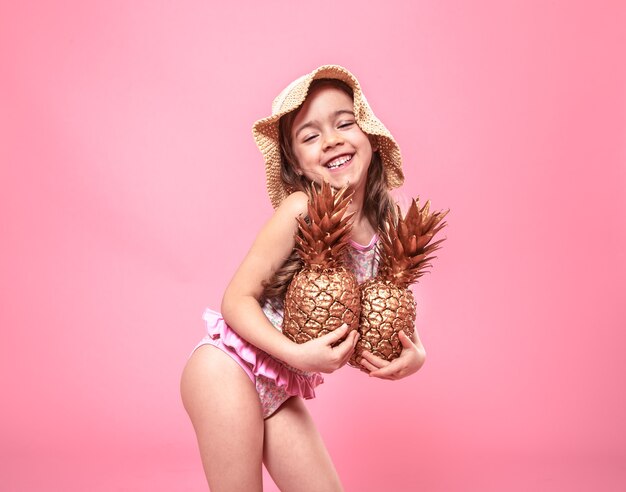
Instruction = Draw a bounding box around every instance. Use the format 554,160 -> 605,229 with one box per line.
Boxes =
338,121 -> 355,129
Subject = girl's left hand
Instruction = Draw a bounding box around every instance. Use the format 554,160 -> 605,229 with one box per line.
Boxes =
358,330 -> 426,380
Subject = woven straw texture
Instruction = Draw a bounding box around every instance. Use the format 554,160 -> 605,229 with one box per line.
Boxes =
252,65 -> 404,208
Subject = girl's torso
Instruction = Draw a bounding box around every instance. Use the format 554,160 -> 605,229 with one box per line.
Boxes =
262,235 -> 379,331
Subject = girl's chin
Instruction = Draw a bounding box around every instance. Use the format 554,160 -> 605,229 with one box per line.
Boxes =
329,172 -> 365,191
308,169 -> 363,191
326,177 -> 352,191
309,175 -> 348,187
326,169 -> 354,184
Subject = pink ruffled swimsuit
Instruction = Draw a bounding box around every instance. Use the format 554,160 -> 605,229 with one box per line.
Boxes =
192,236 -> 379,418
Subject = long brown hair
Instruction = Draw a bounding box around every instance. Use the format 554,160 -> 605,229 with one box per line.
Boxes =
260,79 -> 398,304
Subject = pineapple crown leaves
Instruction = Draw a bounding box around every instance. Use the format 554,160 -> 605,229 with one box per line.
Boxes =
377,197 -> 449,287
293,181 -> 355,268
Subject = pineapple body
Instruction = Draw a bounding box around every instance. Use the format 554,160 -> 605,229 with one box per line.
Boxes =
349,198 -> 448,370
349,279 -> 416,366
281,182 -> 360,344
283,266 -> 360,344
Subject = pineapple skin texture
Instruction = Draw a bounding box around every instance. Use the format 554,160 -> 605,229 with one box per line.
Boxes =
283,266 -> 361,344
349,279 -> 416,367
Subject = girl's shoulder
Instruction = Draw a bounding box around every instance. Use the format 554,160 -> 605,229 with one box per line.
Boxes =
256,191 -> 308,246
274,191 -> 309,219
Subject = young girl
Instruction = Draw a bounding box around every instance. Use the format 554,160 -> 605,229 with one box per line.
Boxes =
180,65 -> 426,491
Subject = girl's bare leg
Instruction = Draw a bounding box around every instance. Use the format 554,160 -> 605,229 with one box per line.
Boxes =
180,344 -> 264,492
263,396 -> 344,492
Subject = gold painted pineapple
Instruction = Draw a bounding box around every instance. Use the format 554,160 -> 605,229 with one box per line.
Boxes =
282,182 -> 361,344
350,198 -> 448,367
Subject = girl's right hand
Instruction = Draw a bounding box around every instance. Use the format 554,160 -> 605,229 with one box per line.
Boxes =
286,323 -> 360,373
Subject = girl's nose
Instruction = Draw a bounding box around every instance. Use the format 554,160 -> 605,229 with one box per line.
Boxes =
322,130 -> 344,150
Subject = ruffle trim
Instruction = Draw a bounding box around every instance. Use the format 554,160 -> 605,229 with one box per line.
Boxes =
202,308 -> 324,399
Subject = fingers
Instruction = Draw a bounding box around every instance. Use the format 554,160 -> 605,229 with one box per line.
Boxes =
398,330 -> 412,347
354,349 -> 389,376
338,336 -> 359,367
335,329 -> 359,363
318,327 -> 421,375
360,350 -> 389,370
322,323 -> 351,344
399,330 -> 420,349
358,357 -> 379,373
369,361 -> 402,379
406,328 -> 424,348
315,324 -> 359,367
368,346 -> 423,379
360,349 -> 405,379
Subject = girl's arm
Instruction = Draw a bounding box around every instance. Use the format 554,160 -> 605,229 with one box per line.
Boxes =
221,191 -> 359,374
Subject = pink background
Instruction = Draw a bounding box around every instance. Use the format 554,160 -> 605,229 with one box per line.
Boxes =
2,1 -> 625,491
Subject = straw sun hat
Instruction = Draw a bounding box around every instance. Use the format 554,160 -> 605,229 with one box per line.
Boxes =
252,64 -> 404,209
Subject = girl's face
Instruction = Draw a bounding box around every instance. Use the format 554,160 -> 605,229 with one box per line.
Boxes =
290,84 -> 374,195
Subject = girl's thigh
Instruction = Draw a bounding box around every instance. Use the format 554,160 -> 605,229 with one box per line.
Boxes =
262,396 -> 344,492
180,344 -> 264,492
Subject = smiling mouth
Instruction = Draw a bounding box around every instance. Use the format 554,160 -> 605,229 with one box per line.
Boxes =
325,155 -> 353,170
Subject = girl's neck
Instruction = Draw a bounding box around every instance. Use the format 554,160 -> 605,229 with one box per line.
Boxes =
347,188 -> 376,245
